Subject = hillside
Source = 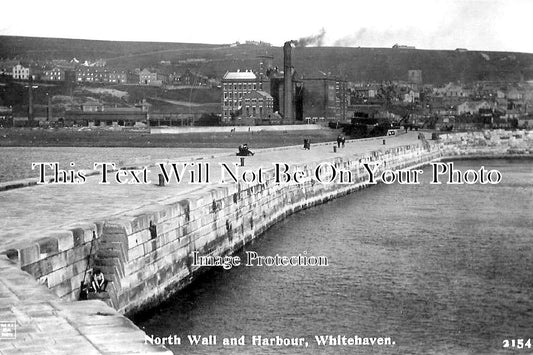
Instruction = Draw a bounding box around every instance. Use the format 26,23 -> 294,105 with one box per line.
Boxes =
0,36 -> 220,62
2,35 -> 533,84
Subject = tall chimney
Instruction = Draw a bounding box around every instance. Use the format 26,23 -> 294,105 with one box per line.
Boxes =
283,41 -> 294,121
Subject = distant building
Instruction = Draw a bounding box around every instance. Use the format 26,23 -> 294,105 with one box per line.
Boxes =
76,67 -> 127,84
456,101 -> 492,115
139,69 -> 167,86
42,67 -> 65,81
392,44 -> 416,49
434,83 -> 470,98
302,76 -> 347,120
507,88 -> 523,100
12,63 -> 30,80
81,102 -> 104,112
66,104 -> 148,126
80,59 -> 106,67
242,90 -> 274,119
178,69 -> 209,86
107,71 -> 127,84
221,70 -> 266,122
0,60 -> 17,77
403,89 -> 420,103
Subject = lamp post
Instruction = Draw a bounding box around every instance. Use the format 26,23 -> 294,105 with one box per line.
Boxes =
46,92 -> 52,121
24,80 -> 39,124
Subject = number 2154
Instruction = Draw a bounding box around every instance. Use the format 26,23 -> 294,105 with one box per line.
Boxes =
503,339 -> 532,349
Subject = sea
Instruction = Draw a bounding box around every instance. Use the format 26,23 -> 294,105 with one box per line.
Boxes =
132,159 -> 533,354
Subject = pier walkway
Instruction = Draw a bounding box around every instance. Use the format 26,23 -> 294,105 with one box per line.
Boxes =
0,132 -> 421,251
0,131 -> 422,354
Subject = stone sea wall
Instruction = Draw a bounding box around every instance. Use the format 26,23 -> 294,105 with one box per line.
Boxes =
6,130 -> 532,316
6,223 -> 102,301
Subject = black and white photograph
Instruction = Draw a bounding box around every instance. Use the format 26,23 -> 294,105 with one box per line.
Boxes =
0,0 -> 532,354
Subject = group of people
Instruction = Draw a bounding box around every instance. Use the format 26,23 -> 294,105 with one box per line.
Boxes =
336,135 -> 346,148
236,135 -> 346,156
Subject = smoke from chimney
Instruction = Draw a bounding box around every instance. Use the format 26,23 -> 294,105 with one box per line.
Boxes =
294,28 -> 326,47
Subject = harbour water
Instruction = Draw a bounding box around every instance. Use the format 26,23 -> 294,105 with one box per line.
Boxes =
133,159 -> 533,354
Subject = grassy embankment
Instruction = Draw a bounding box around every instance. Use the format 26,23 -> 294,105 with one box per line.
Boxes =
0,127 -> 341,148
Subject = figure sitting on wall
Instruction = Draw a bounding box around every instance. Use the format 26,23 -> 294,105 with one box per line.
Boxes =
237,144 -> 254,156
87,269 -> 109,300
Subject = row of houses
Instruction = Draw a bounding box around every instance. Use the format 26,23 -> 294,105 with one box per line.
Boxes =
1,62 -> 216,87
0,62 -> 128,84
352,81 -> 531,102
138,68 -> 214,87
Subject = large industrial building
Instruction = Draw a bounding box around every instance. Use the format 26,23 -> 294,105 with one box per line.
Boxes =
221,70 -> 272,122
221,41 -> 348,124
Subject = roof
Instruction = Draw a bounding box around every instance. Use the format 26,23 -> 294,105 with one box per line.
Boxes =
65,111 -> 147,121
223,71 -> 256,80
105,107 -> 143,113
256,90 -> 273,99
243,90 -> 273,100
458,101 -> 491,110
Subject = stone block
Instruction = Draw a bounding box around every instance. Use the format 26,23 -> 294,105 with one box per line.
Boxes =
11,244 -> 40,267
129,213 -> 158,234
103,219 -> 131,236
65,243 -> 92,265
21,258 -> 53,279
50,278 -> 73,298
69,224 -> 97,247
127,244 -> 145,262
49,231 -> 74,252
127,229 -> 152,249
143,240 -> 157,255
36,237 -> 59,256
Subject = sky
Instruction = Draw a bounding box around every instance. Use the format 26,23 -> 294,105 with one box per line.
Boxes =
1,0 -> 532,53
